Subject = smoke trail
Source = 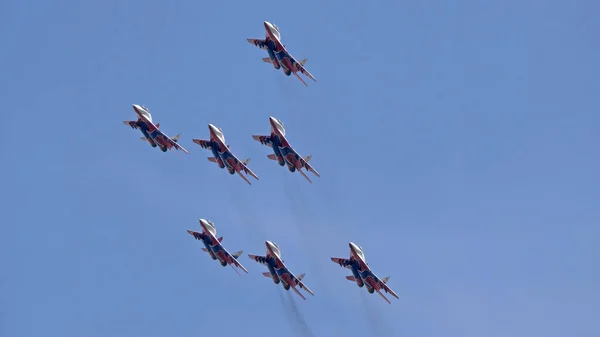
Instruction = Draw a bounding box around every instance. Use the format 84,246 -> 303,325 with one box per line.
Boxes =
360,290 -> 392,337
277,287 -> 303,337
284,290 -> 315,337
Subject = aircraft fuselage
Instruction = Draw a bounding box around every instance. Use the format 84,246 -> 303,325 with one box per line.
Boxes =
135,120 -> 170,152
268,134 -> 300,172
207,139 -> 237,175
264,38 -> 293,76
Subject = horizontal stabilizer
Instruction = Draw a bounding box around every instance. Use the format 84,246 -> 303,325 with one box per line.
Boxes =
201,248 -> 208,252
208,157 -> 217,162
346,275 -> 356,281
262,57 -> 272,63
262,272 -> 272,278
267,154 -> 277,160
139,136 -> 147,141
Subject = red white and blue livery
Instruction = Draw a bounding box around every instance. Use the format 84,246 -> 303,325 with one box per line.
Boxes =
187,218 -> 248,275
192,124 -> 259,185
252,116 -> 320,183
247,21 -> 316,87
123,104 -> 189,154
331,242 -> 399,304
248,241 -> 315,300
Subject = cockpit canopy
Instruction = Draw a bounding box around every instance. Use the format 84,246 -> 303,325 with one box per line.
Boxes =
271,117 -> 286,136
271,24 -> 281,41
265,21 -> 281,41
351,242 -> 366,261
201,219 -> 217,237
138,105 -> 153,122
268,241 -> 281,259
355,246 -> 365,261
212,126 -> 226,143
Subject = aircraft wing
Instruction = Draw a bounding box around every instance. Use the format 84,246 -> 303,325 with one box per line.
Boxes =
156,129 -> 190,154
231,153 -> 259,181
299,155 -> 320,177
380,278 -> 399,300
281,49 -> 315,84
331,257 -> 352,269
284,146 -> 320,180
252,135 -> 273,147
123,120 -> 140,129
248,254 -> 270,266
192,139 -> 211,149
187,229 -> 205,240
293,58 -> 316,82
247,38 -> 269,50
220,245 -> 249,274
291,272 -> 314,297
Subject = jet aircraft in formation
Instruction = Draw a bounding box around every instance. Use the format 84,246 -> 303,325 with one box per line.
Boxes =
247,21 -> 316,87
331,242 -> 400,303
125,21 -> 399,304
123,104 -> 189,154
124,107 -> 319,183
248,240 -> 315,300
187,218 -> 248,275
185,219 -> 397,303
192,124 -> 259,185
252,116 -> 320,183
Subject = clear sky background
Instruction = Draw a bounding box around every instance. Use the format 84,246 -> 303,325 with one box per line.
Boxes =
1,0 -> 599,336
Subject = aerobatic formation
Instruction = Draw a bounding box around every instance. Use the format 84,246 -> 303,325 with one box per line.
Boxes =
123,21 -> 398,304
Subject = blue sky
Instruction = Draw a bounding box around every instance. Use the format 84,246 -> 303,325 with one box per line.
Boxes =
1,0 -> 599,336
